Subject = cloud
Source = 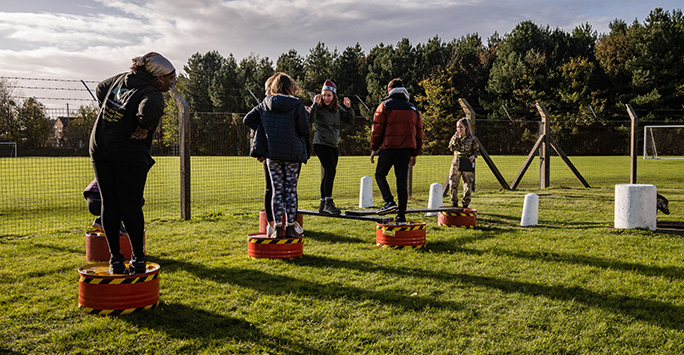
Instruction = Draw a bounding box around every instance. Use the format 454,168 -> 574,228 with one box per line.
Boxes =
0,0 -> 679,109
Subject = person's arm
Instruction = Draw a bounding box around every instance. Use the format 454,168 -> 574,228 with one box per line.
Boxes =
95,74 -> 121,105
414,110 -> 423,156
469,136 -> 479,162
294,103 -> 310,137
133,91 -> 164,139
340,98 -> 355,125
370,104 -> 387,152
243,106 -> 261,130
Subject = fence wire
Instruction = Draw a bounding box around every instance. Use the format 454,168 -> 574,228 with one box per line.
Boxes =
1,111 -> 682,236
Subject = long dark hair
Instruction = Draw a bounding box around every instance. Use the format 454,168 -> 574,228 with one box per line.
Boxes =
319,91 -> 338,111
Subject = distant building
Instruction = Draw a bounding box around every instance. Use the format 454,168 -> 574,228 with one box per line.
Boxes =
52,116 -> 72,147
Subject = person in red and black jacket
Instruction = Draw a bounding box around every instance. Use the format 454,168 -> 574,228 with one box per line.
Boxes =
370,78 -> 424,223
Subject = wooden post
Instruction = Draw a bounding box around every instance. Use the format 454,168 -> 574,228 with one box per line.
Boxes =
458,98 -> 476,131
536,102 -> 551,189
626,104 -> 638,184
172,88 -> 191,220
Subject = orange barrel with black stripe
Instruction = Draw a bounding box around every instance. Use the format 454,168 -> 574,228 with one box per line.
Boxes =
85,230 -> 145,262
248,233 -> 303,259
78,262 -> 160,316
258,211 -> 304,236
438,208 -> 477,228
375,221 -> 426,250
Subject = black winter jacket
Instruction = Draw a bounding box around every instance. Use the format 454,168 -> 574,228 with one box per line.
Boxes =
243,95 -> 310,163
89,71 -> 164,168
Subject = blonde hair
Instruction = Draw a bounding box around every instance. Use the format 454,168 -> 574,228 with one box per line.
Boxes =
269,72 -> 300,96
264,74 -> 276,95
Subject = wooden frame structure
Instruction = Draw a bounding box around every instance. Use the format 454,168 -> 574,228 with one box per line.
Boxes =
510,102 -> 589,190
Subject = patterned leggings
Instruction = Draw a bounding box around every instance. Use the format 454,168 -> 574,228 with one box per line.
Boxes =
266,159 -> 301,225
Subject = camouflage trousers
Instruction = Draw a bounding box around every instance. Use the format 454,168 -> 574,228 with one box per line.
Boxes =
449,164 -> 474,207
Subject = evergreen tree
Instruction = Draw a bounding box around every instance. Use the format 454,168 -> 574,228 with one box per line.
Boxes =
209,54 -> 241,112
179,51 -> 227,112
276,49 -> 305,83
303,42 -> 336,99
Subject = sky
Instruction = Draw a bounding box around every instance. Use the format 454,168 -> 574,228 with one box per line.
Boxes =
0,0 -> 681,110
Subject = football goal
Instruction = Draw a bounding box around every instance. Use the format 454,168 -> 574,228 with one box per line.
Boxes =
643,125 -> 684,159
0,142 -> 17,157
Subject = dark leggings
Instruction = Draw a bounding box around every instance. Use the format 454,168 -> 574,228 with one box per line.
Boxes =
92,160 -> 149,259
263,160 -> 273,222
314,144 -> 338,199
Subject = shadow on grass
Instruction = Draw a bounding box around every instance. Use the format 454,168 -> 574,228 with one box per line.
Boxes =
293,255 -> 684,331
478,212 -> 608,230
426,234 -> 496,255
493,248 -> 684,280
124,302 -> 331,355
304,230 -> 368,244
31,241 -> 82,256
150,256 -> 465,313
146,250 -> 684,331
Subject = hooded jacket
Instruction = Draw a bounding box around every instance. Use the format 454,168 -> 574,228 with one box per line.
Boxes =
370,91 -> 424,156
309,103 -> 355,148
89,71 -> 164,168
243,95 -> 310,163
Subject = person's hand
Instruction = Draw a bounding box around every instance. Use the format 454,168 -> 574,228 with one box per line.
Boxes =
343,97 -> 351,108
370,150 -> 377,164
469,155 -> 475,163
130,126 -> 148,140
409,156 -> 416,168
313,94 -> 321,105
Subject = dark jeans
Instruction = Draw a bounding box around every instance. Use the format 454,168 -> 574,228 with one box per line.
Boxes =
374,148 -> 413,215
314,144 -> 338,199
92,160 -> 149,260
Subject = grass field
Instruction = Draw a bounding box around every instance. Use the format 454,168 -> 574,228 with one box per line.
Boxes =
2,156 -> 684,354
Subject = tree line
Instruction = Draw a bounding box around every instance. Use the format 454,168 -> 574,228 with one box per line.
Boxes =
171,7 -> 684,154
1,7 -> 682,155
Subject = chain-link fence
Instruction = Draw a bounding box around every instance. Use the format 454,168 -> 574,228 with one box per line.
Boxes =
2,111 -> 682,236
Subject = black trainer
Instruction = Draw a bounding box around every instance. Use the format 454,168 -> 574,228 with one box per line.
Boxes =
109,255 -> 126,274
395,215 -> 406,223
321,199 -> 341,215
377,201 -> 398,215
128,256 -> 146,274
285,225 -> 302,238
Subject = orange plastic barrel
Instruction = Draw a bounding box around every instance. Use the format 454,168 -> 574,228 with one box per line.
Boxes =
375,222 -> 426,250
438,208 -> 477,228
85,230 -> 145,261
78,262 -> 160,316
258,211 -> 304,236
247,233 -> 303,259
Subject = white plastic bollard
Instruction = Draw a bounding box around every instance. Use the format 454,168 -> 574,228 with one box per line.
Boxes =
359,176 -> 374,208
520,193 -> 539,227
614,184 -> 657,231
427,183 -> 443,216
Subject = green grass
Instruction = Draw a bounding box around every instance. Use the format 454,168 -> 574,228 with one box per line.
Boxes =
2,156 -> 684,353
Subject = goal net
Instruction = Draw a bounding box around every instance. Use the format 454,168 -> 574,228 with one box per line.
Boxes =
0,142 -> 17,157
643,125 -> 684,159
